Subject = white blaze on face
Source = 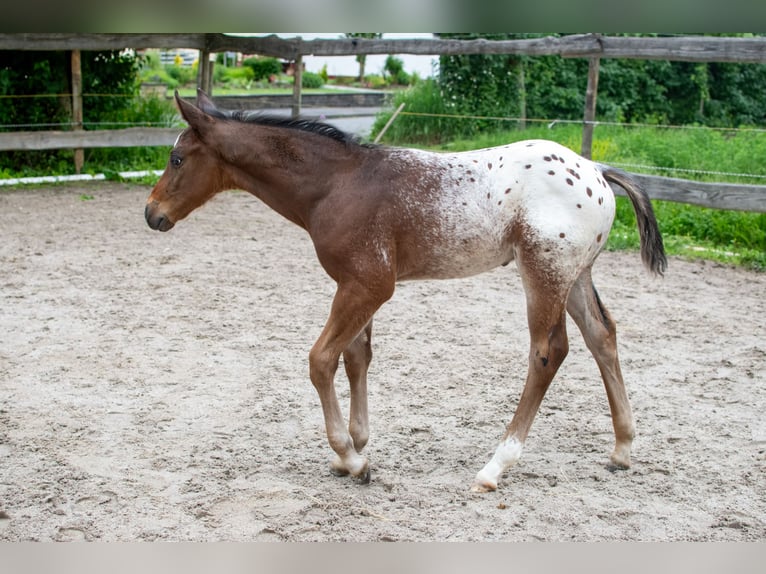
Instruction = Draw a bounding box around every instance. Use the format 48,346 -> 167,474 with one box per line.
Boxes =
173,131 -> 182,148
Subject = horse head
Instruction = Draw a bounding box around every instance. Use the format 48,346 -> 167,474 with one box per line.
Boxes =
145,90 -> 225,232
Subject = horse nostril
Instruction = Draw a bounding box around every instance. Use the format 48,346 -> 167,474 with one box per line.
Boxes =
145,203 -> 174,231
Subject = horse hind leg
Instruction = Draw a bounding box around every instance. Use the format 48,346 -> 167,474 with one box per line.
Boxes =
566,267 -> 634,470
343,319 -> 373,453
472,262 -> 572,492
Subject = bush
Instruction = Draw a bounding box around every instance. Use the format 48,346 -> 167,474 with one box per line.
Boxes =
164,64 -> 196,86
140,67 -> 180,89
0,49 -> 148,175
364,75 -> 387,89
242,56 -> 282,81
371,79 -> 460,144
301,71 -> 324,89
214,65 -> 254,87
383,55 -> 411,86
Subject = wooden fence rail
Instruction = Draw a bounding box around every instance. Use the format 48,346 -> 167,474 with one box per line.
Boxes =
0,127 -> 182,150
3,33 -> 766,63
613,175 -> 765,213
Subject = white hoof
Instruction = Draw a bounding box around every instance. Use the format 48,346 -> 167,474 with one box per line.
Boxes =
472,436 -> 524,492
470,471 -> 498,493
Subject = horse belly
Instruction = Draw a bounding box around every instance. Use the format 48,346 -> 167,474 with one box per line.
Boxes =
421,231 -> 514,280
407,192 -> 518,280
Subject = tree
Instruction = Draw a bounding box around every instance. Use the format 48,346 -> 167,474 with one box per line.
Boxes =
0,49 -> 142,172
0,50 -> 140,130
344,33 -> 382,81
436,33 -> 766,131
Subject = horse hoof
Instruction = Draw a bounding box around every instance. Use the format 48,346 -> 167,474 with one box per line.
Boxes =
471,468 -> 498,493
608,450 -> 631,472
330,466 -> 350,477
470,479 -> 497,493
606,461 -> 630,473
329,455 -> 350,476
354,467 -> 371,485
330,455 -> 369,483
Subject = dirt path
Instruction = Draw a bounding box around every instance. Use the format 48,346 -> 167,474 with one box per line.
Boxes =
1,183 -> 764,541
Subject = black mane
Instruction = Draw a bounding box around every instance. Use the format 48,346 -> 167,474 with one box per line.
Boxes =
203,105 -> 372,147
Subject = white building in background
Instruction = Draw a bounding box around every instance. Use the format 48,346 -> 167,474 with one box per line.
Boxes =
294,33 -> 439,78
158,49 -> 198,67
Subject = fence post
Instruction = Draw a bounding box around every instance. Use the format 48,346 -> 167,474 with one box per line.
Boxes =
71,49 -> 84,174
581,56 -> 600,159
198,49 -> 213,94
291,54 -> 303,118
517,58 -> 527,130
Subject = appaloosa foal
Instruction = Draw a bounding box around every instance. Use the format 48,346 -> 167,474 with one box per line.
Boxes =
145,90 -> 666,491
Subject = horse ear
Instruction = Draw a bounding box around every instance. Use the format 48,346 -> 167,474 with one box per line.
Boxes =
196,88 -> 218,115
174,90 -> 215,136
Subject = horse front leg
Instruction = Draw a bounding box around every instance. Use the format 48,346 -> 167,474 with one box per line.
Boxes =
309,282 -> 390,483
343,319 -> 373,453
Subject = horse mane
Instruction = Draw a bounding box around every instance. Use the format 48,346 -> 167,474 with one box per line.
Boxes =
202,105 -> 374,148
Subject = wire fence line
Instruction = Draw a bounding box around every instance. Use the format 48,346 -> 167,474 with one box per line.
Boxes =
398,110 -> 766,134
611,163 -> 766,181
5,105 -> 766,134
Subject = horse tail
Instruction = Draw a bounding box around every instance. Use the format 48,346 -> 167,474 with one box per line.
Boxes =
601,166 -> 667,276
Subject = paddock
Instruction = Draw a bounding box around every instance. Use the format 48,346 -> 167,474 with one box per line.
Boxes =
1,183 -> 764,541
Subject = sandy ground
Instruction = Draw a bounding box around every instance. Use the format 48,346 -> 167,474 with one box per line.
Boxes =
1,182 -> 764,542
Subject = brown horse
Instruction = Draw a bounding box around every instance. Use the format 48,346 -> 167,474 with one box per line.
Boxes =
146,90 -> 666,492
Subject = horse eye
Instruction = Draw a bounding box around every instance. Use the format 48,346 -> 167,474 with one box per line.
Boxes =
171,155 -> 182,168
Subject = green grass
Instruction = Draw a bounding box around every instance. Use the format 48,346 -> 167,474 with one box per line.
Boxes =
609,197 -> 766,271
432,122 -> 766,185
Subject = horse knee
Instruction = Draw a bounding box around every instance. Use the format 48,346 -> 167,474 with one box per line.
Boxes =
309,347 -> 339,388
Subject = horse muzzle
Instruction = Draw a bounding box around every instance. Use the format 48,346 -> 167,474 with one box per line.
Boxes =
145,202 -> 175,232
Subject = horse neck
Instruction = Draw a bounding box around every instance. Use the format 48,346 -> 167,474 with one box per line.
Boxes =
220,125 -> 364,229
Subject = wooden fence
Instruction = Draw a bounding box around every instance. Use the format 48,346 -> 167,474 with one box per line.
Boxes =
1,33 -> 765,212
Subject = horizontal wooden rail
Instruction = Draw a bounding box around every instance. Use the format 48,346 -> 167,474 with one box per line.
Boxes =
612,174 -> 766,213
0,127 -> 181,150
2,33 -> 766,63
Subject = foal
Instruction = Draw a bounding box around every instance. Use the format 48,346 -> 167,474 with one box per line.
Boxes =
146,90 -> 666,492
